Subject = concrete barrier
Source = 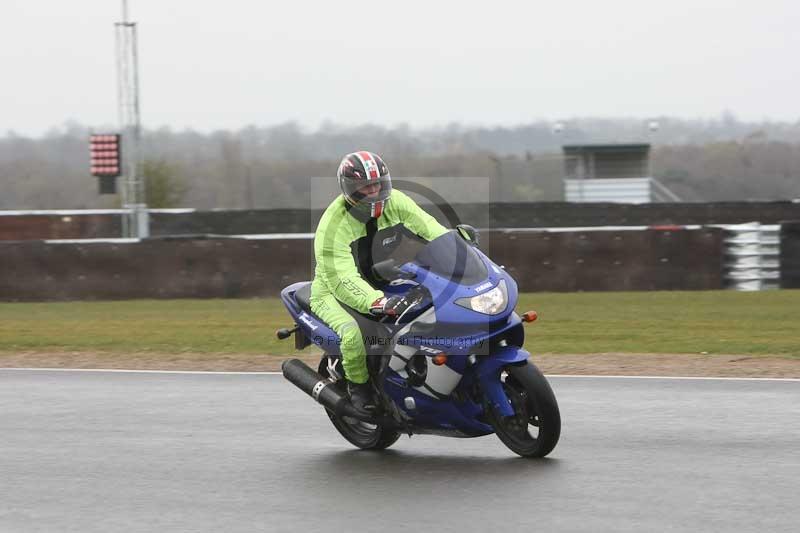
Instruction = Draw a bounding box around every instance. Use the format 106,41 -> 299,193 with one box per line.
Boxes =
485,228 -> 724,292
780,221 -> 800,289
0,212 -> 120,240
0,228 -> 725,301
0,236 -> 312,301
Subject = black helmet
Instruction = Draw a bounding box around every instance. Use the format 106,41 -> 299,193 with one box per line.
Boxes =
337,151 -> 392,218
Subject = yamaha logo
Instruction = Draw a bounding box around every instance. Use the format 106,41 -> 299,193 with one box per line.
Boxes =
298,312 -> 318,331
474,281 -> 493,292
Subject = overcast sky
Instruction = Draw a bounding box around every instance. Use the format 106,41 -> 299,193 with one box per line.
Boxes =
1,0 -> 798,136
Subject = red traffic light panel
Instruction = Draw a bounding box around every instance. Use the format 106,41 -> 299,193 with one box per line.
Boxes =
89,134 -> 122,177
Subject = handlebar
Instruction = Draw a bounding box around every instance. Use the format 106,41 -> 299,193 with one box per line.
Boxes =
378,286 -> 427,324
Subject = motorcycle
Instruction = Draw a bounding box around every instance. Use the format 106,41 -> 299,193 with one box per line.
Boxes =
278,228 -> 560,457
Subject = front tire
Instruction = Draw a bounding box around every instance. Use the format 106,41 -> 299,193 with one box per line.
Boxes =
486,361 -> 561,458
318,356 -> 401,451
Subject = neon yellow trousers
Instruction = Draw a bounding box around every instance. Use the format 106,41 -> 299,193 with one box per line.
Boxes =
310,292 -> 369,384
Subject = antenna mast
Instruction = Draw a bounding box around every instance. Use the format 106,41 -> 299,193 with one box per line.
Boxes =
115,0 -> 148,238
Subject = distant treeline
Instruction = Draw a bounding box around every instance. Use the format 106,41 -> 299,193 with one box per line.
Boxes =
2,116 -> 799,209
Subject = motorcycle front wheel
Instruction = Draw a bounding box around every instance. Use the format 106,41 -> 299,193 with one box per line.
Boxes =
486,361 -> 561,458
318,356 -> 401,451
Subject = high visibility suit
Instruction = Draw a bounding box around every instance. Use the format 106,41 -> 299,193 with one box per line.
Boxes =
310,190 -> 448,383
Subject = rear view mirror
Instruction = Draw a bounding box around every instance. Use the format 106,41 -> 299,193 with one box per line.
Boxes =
456,224 -> 480,247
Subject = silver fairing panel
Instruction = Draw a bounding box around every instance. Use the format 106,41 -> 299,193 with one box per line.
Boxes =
389,307 -> 463,399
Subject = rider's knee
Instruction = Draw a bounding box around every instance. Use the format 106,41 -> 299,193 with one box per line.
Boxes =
339,322 -> 364,354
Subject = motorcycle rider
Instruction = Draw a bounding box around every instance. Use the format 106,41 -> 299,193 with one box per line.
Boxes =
310,151 -> 448,413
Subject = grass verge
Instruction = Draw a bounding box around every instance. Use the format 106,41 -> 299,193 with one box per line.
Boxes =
0,290 -> 797,357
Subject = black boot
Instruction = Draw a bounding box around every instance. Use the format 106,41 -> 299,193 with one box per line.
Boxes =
347,380 -> 377,414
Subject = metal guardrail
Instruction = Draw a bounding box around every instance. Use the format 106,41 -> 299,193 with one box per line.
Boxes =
723,222 -> 781,291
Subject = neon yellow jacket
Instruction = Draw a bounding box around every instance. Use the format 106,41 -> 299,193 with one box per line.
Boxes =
310,190 -> 448,313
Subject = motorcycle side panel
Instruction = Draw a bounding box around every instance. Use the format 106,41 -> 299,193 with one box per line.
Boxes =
280,283 -> 343,355
382,376 -> 494,436
390,338 -> 464,399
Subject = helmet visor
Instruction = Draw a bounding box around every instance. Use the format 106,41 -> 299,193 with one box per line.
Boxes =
341,174 -> 392,204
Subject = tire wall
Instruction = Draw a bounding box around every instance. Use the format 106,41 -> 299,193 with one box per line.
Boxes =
0,229 -> 724,302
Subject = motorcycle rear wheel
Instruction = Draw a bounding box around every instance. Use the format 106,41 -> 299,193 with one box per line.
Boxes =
318,356 -> 402,451
487,361 -> 561,458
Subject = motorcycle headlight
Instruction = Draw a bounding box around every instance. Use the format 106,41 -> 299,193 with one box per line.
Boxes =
456,280 -> 508,315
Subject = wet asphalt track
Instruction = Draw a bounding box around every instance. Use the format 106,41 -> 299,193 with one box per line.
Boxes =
1,369 -> 798,533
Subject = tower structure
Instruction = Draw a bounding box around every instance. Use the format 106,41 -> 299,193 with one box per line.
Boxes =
115,0 -> 148,237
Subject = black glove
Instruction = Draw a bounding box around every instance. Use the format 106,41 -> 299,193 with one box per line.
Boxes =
369,295 -> 411,317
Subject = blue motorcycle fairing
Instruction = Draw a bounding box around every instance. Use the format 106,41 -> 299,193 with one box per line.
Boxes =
279,282 -> 305,314
391,255 -> 521,379
394,311 -> 525,375
382,369 -> 494,436
401,260 -> 519,329
280,282 -> 343,356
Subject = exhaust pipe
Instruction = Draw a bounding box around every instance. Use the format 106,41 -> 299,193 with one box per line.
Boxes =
281,359 -> 375,422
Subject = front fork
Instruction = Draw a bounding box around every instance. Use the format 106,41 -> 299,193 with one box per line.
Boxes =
473,346 -> 531,417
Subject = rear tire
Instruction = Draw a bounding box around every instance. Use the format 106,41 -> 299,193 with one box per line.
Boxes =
486,361 -> 561,458
318,356 -> 402,451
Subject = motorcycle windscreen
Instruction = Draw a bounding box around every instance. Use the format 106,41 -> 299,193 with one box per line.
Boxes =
414,231 -> 488,285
